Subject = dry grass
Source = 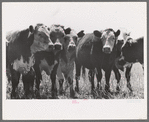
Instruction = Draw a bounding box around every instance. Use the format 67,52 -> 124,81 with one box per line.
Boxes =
6,63 -> 144,99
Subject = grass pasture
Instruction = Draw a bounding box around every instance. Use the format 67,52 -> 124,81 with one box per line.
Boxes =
6,63 -> 144,99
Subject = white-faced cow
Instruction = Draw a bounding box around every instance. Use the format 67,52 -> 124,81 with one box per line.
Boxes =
33,24 -> 68,99
75,28 -> 121,97
116,36 -> 144,92
6,23 -> 53,99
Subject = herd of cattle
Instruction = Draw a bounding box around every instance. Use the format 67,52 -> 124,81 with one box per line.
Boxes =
6,24 -> 144,99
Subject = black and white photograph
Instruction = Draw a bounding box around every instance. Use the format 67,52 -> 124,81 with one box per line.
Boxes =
2,2 -> 147,120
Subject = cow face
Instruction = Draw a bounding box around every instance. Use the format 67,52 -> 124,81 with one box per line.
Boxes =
49,24 -> 65,51
63,30 -> 78,53
94,29 -> 120,54
30,24 -> 53,54
117,29 -> 131,51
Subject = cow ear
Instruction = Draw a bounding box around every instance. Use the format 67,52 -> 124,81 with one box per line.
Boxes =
64,28 -> 71,34
93,30 -> 102,38
61,25 -> 64,30
115,30 -> 120,37
77,30 -> 85,38
29,25 -> 34,33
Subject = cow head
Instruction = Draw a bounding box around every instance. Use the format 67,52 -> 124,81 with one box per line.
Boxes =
117,29 -> 131,52
30,23 -> 54,54
63,28 -> 78,53
94,28 -> 120,54
49,24 -> 65,51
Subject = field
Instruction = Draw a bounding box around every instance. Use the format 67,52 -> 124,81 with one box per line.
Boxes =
6,63 -> 144,99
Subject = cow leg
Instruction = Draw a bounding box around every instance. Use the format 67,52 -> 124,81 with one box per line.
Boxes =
75,63 -> 81,93
142,63 -> 144,71
10,67 -> 20,99
22,68 -> 35,99
113,65 -> 121,92
88,69 -> 95,93
33,65 -> 42,98
59,79 -> 64,95
68,77 -> 74,98
96,68 -> 102,90
51,64 -> 59,99
125,65 -> 133,92
105,70 -> 112,93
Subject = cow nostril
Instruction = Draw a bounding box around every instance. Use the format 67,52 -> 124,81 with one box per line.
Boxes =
54,44 -> 62,50
118,40 -> 124,44
49,44 -> 54,49
103,47 -> 111,53
68,45 -> 76,52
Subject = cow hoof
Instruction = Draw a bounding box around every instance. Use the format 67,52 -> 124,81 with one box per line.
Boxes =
129,91 -> 133,96
102,92 -> 110,99
59,90 -> 64,95
35,91 -> 41,99
75,87 -> 79,93
52,96 -> 59,99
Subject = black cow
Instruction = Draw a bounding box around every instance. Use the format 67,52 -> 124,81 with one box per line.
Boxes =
33,24 -> 71,99
116,37 -> 144,92
75,28 -> 121,96
6,23 -> 53,98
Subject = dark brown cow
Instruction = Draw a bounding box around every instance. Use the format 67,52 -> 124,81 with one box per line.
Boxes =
57,28 -> 80,98
33,24 -> 69,99
75,28 -> 121,97
116,37 -> 144,92
6,23 -> 53,98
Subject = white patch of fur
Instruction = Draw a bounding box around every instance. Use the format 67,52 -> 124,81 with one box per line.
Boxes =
13,55 -> 35,75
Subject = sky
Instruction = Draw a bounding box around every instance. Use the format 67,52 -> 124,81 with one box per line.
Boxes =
2,2 -> 146,39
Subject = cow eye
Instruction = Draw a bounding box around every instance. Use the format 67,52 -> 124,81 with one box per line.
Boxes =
125,42 -> 130,47
38,33 -> 42,37
73,36 -> 77,41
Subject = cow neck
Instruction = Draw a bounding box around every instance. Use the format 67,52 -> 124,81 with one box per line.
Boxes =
105,43 -> 117,65
60,48 -> 75,64
90,35 -> 104,68
34,51 -> 55,66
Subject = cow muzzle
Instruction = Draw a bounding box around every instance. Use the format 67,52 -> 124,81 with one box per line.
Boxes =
54,43 -> 62,51
68,44 -> 76,52
48,42 -> 54,51
102,46 -> 111,54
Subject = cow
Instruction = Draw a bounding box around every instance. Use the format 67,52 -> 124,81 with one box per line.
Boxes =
116,36 -> 144,92
6,23 -> 53,98
75,28 -> 121,97
56,28 -> 79,98
33,24 -> 71,99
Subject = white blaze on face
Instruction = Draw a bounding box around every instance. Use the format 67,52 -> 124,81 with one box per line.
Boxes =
30,25 -> 52,54
13,55 -> 35,75
102,31 -> 115,52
